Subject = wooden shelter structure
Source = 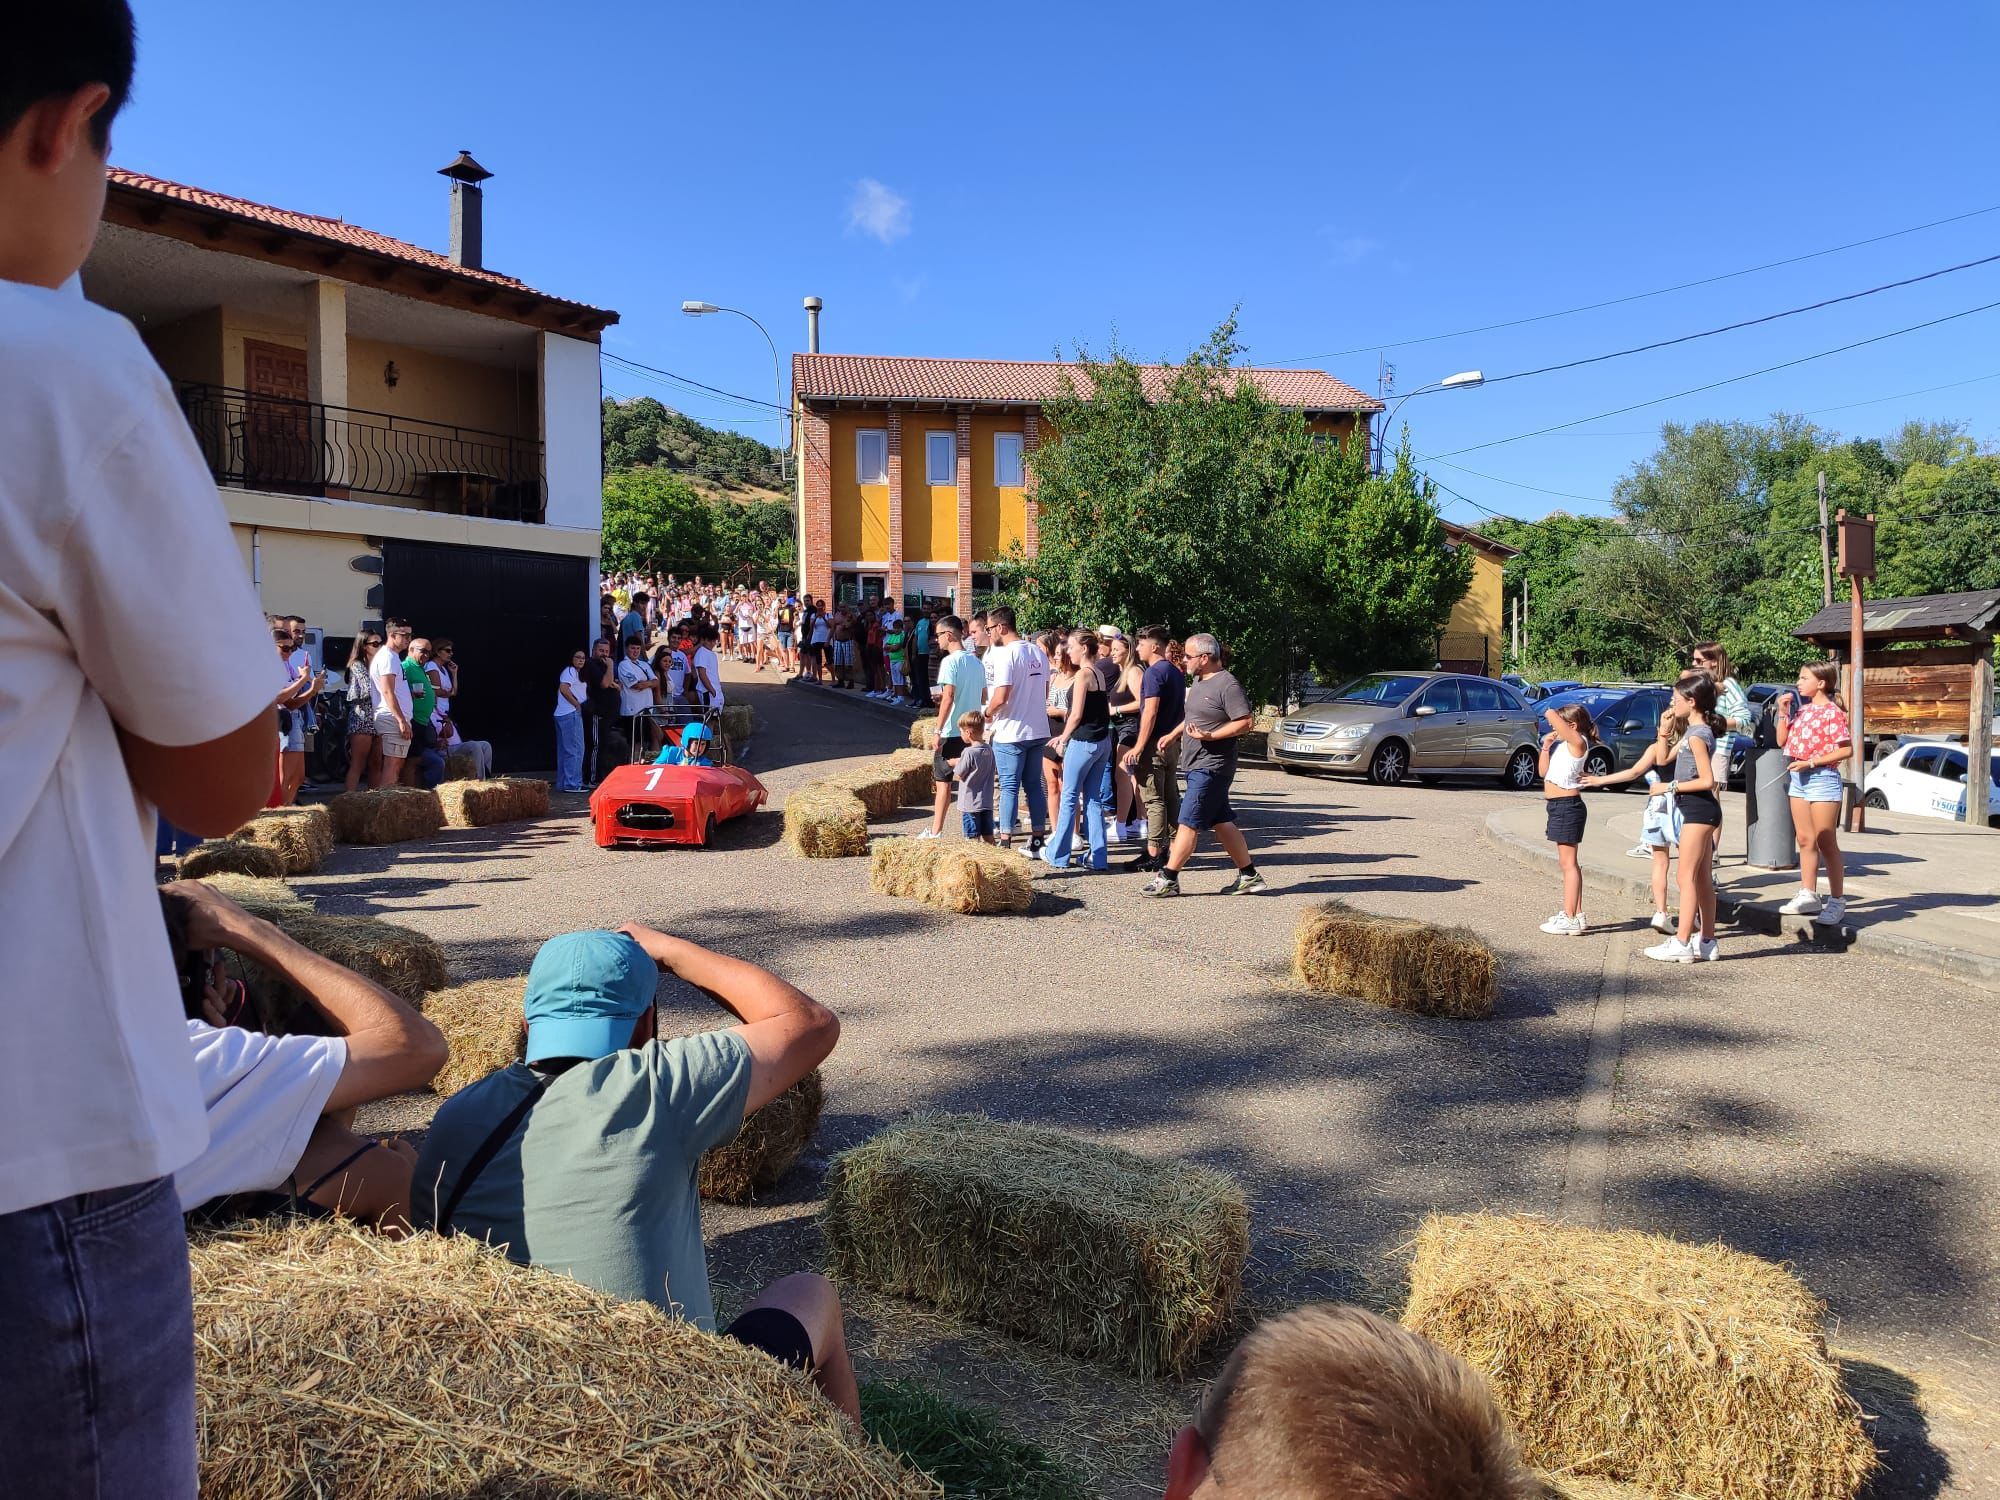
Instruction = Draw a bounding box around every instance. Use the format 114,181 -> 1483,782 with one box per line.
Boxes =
1794,588 -> 1999,828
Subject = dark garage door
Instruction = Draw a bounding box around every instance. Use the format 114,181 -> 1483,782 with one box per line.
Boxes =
382,540 -> 591,772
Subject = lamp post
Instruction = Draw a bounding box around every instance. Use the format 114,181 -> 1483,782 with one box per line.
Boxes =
1373,369 -> 1484,473
680,301 -> 787,484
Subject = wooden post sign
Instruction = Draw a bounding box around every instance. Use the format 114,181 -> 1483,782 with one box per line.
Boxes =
1837,513 -> 1875,831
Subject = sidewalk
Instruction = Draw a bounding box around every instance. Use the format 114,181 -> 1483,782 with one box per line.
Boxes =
787,674 -> 928,728
1483,790 -> 2000,985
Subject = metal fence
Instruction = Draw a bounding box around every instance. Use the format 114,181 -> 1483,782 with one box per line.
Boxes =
174,382 -> 546,523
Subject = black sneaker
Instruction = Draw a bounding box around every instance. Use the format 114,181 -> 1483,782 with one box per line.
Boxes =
1222,869 -> 1268,895
1026,836 -> 1046,859
1138,872 -> 1181,898
1120,853 -> 1159,873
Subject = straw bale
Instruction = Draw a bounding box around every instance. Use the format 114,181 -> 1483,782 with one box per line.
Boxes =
437,776 -> 548,829
721,703 -> 755,744
871,838 -> 1034,915
328,786 -> 444,844
245,910 -> 449,1006
1292,900 -> 1498,1020
885,747 -> 936,805
423,976 -> 529,1096
190,1221 -> 936,1500
192,873 -> 313,918
821,764 -> 907,820
233,804 -> 334,874
179,839 -> 286,880
442,747 -> 479,781
826,1113 -> 1247,1377
699,1069 -> 825,1202
786,784 -> 871,858
1402,1213 -> 1876,1500
908,718 -> 939,751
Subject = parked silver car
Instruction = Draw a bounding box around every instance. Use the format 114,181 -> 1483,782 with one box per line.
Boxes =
1272,671 -> 1544,789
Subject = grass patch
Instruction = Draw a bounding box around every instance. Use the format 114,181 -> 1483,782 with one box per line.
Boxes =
861,1378 -> 1089,1500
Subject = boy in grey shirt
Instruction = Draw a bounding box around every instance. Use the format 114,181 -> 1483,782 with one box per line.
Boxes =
953,711 -> 997,842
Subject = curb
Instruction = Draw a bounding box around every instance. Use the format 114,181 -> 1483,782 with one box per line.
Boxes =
1479,810 -> 1999,987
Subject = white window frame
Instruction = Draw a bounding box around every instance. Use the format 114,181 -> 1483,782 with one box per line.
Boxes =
856,428 -> 888,486
925,430 -> 956,487
994,431 -> 1025,488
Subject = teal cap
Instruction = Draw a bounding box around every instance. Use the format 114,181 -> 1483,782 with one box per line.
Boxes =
521,931 -> 656,1063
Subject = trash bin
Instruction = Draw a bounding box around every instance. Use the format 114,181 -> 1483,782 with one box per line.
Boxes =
1746,748 -> 1796,869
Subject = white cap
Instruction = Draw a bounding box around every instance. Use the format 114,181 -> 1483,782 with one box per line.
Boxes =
1096,624 -> 1125,641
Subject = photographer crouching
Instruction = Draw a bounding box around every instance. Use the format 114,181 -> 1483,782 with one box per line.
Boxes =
160,881 -> 447,1232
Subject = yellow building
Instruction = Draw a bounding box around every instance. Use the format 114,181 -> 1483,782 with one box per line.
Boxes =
82,157 -> 617,761
792,353 -> 1378,608
1437,522 -> 1520,676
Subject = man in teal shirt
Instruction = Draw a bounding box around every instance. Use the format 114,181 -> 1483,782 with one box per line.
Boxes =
413,926 -> 858,1423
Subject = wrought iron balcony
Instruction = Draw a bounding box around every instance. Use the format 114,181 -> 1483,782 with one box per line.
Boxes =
174,382 -> 546,523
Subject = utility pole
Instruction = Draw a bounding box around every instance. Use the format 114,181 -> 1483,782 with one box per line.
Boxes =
1521,575 -> 1530,662
1817,471 -> 1833,608
1511,593 -> 1521,663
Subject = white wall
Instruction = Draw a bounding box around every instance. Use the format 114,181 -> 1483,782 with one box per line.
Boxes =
540,332 -> 602,534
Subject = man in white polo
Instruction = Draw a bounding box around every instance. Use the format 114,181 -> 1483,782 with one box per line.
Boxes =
370,619 -> 415,787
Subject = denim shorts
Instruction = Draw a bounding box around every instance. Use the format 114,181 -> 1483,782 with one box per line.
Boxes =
1545,795 -> 1586,845
961,809 -> 994,839
1179,767 -> 1236,830
1789,767 -> 1844,802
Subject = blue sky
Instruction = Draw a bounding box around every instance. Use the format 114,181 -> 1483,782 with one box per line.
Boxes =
118,1 -> 2000,524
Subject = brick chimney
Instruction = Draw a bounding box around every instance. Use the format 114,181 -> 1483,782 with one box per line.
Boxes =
437,150 -> 493,270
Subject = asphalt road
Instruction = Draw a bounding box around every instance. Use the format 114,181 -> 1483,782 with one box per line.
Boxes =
333,659 -> 1998,1498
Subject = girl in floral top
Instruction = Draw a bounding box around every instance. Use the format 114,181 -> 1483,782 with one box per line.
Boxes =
1775,660 -> 1851,926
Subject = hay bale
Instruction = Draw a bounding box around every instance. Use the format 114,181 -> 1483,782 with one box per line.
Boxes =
192,873 -> 312,918
908,718 -> 938,751
1402,1213 -> 1876,1500
885,747 -> 936,805
190,1221 -> 934,1500
234,805 -> 333,874
436,777 -> 548,829
721,703 -> 755,744
785,784 -> 870,858
442,747 -> 479,781
821,765 -> 906,820
328,786 -> 444,845
870,838 -> 1033,915
245,911 -> 449,1005
179,839 -> 286,880
700,1069 -> 824,1202
1292,900 -> 1497,1020
825,1113 -> 1247,1377
423,977 -> 528,1095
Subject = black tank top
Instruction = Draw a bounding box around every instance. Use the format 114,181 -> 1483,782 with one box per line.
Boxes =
1072,679 -> 1111,742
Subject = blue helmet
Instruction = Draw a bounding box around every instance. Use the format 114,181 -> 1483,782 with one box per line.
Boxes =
683,722 -> 711,743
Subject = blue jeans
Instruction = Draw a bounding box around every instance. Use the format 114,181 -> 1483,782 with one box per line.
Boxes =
0,1175 -> 197,1499
1045,737 -> 1114,869
554,711 -> 585,790
992,738 -> 1049,839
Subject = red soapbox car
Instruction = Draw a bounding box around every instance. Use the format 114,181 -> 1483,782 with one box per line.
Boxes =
590,707 -> 767,848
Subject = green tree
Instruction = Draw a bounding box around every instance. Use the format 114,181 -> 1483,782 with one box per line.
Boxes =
601,397 -> 785,490
1481,512 -> 1654,675
600,468 -> 715,572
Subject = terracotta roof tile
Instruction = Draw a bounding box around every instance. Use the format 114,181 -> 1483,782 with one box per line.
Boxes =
106,167 -> 611,318
792,353 -> 1382,412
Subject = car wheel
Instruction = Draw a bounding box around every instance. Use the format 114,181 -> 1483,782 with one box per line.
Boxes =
1583,747 -> 1615,778
703,814 -> 719,847
1863,789 -> 1888,810
1505,746 -> 1539,790
1368,741 -> 1408,786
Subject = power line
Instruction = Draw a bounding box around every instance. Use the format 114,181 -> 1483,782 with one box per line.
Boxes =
1799,369 -> 2000,417
603,351 -> 788,413
1269,201 -> 2000,365
1428,296 -> 2000,459
1477,251 -> 2000,388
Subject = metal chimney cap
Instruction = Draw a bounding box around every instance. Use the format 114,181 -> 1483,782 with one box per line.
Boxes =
438,150 -> 493,184
802,296 -> 823,311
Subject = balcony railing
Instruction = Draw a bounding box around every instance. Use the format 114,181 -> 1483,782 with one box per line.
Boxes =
174,383 -> 546,523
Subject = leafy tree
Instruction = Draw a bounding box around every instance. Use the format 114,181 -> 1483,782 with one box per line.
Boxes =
600,468 -> 716,572
601,397 -> 786,491
1482,512 -> 1653,674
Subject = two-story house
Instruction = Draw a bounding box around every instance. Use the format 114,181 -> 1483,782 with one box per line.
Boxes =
791,352 -> 1514,673
81,154 -> 616,764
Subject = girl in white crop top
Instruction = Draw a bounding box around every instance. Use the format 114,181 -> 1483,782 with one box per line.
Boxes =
1537,703 -> 1601,935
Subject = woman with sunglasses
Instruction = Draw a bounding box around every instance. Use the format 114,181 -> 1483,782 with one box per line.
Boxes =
342,632 -> 385,792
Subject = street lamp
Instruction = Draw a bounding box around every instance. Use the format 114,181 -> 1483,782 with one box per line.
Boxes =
680,300 -> 788,484
1373,369 -> 1483,473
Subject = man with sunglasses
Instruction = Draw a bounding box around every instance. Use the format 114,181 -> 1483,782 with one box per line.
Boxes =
1140,633 -> 1266,897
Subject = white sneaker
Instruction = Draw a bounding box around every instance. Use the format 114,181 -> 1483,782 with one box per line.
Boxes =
1814,897 -> 1847,926
1645,936 -> 1696,963
1696,938 -> 1721,962
1539,912 -> 1586,936
915,829 -> 941,841
1649,910 -> 1674,934
1778,889 -> 1824,915
1626,843 -> 1652,858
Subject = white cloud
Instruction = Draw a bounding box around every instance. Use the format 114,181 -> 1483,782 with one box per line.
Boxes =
848,178 -> 912,244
